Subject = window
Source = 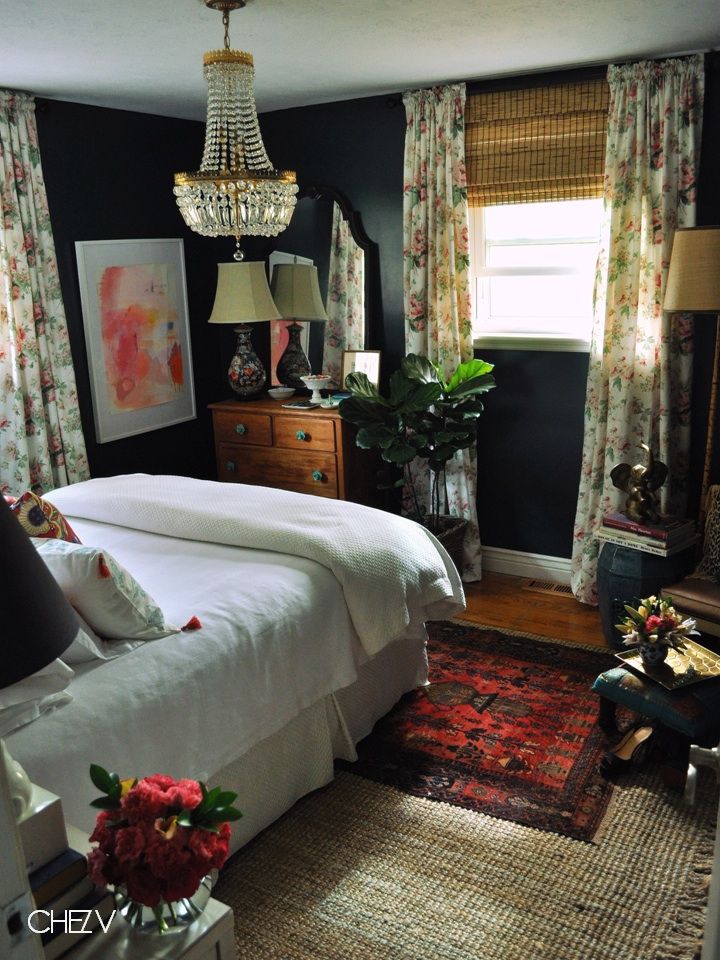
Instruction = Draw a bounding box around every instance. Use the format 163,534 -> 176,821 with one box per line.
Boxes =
469,198 -> 603,349
464,78 -> 609,349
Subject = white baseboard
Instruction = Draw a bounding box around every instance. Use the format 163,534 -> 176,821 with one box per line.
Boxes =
481,546 -> 572,585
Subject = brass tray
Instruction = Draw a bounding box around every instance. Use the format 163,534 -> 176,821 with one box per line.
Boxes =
615,638 -> 720,690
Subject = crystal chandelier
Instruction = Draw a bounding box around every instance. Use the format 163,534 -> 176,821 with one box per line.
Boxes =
174,0 -> 298,260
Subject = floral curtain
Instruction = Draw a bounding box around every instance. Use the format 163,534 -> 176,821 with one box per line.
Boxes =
403,83 -> 482,580
571,56 -> 705,604
0,91 -> 89,497
323,202 -> 365,388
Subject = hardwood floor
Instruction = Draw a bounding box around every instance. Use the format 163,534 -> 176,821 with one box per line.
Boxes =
461,571 -> 607,649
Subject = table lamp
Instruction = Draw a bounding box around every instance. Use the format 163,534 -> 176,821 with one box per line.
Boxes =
0,496 -> 79,817
270,263 -> 328,389
665,226 -> 720,526
209,261 -> 281,399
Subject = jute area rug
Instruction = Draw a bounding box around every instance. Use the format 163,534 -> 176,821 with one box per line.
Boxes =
215,768 -> 716,960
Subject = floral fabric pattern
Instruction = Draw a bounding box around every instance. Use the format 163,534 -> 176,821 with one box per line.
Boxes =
403,83 -> 482,581
571,57 -> 704,604
323,202 -> 365,388
0,90 -> 89,497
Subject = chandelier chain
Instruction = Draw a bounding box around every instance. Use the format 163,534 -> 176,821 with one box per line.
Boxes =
223,9 -> 231,50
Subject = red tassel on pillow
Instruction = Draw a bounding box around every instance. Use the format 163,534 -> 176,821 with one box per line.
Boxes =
98,555 -> 112,579
181,616 -> 202,631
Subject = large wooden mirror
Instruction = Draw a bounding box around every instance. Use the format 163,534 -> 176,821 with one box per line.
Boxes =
269,185 -> 378,386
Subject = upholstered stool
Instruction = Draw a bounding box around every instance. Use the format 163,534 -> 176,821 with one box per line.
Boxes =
592,666 -> 720,789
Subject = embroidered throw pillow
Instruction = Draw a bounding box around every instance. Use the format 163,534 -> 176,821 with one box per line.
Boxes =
33,540 -> 180,641
11,491 -> 81,543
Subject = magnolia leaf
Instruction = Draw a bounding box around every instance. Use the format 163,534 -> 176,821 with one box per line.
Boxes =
202,806 -> 243,823
212,790 -> 239,808
90,796 -> 122,810
89,764 -> 121,798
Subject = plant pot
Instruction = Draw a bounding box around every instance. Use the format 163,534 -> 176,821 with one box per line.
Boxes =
428,516 -> 468,573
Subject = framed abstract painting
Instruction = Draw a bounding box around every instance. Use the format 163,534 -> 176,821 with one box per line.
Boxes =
75,239 -> 196,443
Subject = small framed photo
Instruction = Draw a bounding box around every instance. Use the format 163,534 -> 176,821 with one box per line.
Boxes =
341,349 -> 381,388
75,239 -> 196,443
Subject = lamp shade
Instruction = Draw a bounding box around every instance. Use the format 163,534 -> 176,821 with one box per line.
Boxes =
0,497 -> 79,689
270,264 -> 328,321
208,262 -> 281,325
664,226 -> 720,313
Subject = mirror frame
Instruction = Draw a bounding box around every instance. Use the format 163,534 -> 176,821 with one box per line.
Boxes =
297,184 -> 380,350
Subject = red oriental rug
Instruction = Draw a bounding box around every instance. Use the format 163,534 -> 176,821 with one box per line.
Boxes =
339,621 -> 617,841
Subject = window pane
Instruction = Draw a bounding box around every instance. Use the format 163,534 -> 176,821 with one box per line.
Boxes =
487,242 -> 598,272
484,199 -> 603,241
488,274 -> 594,319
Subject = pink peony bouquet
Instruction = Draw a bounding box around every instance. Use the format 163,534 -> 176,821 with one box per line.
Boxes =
87,765 -> 241,924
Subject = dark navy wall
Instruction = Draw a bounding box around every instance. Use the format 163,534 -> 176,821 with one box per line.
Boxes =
36,99 -> 223,482
35,52 -> 719,559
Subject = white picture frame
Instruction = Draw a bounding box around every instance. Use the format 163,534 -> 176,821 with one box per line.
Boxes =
75,239 -> 196,443
341,349 -> 381,388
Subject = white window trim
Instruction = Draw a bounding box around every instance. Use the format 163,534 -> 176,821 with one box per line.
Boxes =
473,333 -> 590,352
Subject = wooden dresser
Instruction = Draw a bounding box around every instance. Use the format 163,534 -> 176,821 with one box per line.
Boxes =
209,397 -> 380,506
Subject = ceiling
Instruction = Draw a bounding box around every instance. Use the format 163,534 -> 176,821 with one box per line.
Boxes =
2,0 -> 718,120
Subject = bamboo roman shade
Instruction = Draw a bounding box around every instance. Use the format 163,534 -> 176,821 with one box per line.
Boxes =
465,80 -> 610,206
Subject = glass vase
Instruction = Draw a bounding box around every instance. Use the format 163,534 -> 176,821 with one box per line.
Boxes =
115,871 -> 215,934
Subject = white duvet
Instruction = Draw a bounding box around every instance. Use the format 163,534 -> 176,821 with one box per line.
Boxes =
46,474 -> 465,656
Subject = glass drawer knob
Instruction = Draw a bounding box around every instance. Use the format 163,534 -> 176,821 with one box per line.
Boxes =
226,461 -> 236,472
296,430 -> 307,441
312,470 -> 324,482
235,423 -> 246,435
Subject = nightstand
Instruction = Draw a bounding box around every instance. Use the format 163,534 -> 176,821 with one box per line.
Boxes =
66,896 -> 235,959
209,397 -> 380,506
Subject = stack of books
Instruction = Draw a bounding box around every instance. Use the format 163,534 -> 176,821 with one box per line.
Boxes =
19,785 -> 116,959
595,511 -> 698,556
29,848 -> 115,959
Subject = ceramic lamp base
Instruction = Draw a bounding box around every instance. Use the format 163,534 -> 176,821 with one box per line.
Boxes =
276,322 -> 311,389
228,325 -> 266,398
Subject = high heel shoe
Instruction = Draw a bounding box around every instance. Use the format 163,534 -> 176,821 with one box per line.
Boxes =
600,724 -> 654,778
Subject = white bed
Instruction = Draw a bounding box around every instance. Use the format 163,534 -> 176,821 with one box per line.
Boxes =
7,474 -> 465,852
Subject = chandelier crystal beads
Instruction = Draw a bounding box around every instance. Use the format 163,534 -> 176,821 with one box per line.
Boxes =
174,1 -> 297,260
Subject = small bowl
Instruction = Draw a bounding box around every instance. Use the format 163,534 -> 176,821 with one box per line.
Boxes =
268,386 -> 296,400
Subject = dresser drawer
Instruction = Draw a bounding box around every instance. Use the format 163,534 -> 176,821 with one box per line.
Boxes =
218,444 -> 338,497
274,415 -> 336,452
213,410 -> 272,446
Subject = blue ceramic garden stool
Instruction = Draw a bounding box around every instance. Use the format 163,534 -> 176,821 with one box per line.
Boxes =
592,666 -> 720,787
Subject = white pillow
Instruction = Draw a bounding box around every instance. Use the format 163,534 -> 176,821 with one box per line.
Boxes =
0,659 -> 74,737
33,540 -> 180,641
62,615 -> 112,664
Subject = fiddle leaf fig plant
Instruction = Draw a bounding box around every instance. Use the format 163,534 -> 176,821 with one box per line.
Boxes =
339,353 -> 495,532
